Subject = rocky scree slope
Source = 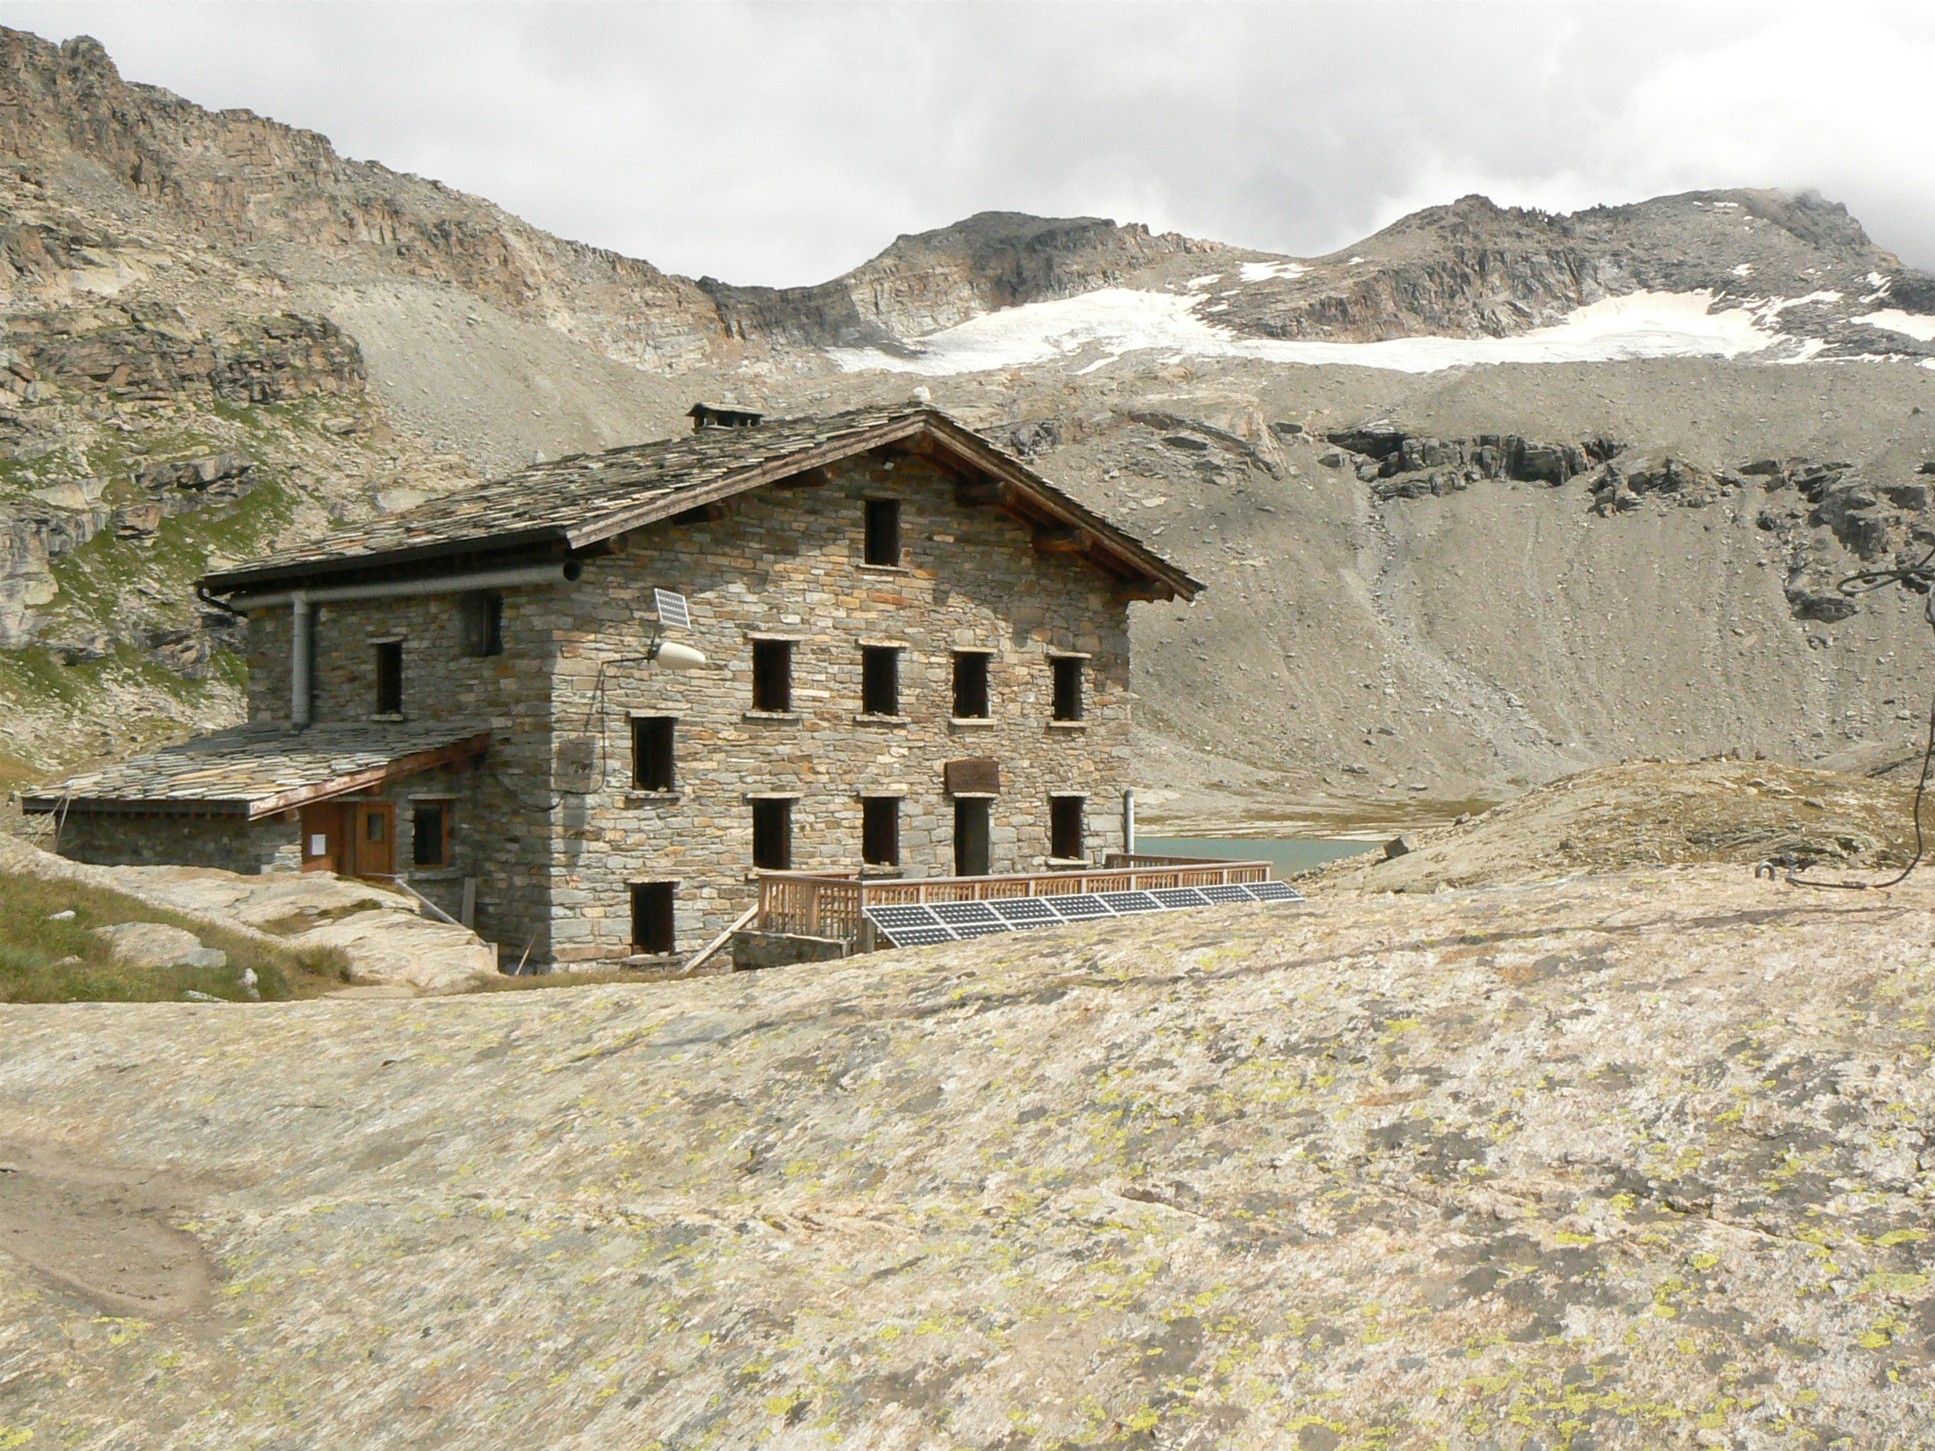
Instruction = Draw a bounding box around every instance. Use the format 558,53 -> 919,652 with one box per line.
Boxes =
9,24 -> 1935,817
3,867 -> 1935,1446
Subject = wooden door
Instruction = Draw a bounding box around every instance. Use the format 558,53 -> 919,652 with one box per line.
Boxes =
953,799 -> 991,877
349,801 -> 396,880
300,803 -> 347,874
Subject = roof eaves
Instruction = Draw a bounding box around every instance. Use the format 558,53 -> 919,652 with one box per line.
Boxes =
202,527 -> 571,595
560,411 -> 932,551
919,415 -> 1206,600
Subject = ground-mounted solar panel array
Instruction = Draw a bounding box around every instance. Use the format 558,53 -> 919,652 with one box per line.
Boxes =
863,880 -> 1304,949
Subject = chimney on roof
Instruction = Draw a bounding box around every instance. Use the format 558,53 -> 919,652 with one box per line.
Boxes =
688,402 -> 765,432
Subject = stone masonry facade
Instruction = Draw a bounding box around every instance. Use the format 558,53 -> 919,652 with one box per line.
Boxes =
61,428 -> 1151,969
545,447 -> 1133,964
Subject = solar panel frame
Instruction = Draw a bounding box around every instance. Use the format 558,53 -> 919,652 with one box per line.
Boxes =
1099,891 -> 1162,915
652,588 -> 691,630
1200,884 -> 1257,905
867,904 -> 944,931
879,925 -> 956,947
1247,880 -> 1305,903
931,901 -> 1002,927
1047,894 -> 1112,920
1152,887 -> 1210,909
950,921 -> 1010,938
989,898 -> 1060,924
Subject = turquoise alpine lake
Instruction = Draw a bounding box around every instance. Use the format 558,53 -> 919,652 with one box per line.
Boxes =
1134,836 -> 1378,879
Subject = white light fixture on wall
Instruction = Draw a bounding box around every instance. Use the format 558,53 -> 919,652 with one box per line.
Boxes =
646,589 -> 706,670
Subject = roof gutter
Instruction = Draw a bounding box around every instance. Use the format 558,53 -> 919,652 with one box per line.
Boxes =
225,560 -> 583,612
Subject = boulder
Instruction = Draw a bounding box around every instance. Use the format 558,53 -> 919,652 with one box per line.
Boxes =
93,921 -> 227,971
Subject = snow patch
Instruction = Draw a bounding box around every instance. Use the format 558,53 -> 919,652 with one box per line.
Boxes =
1756,290 -> 1843,321
1185,273 -> 1222,291
1239,260 -> 1308,283
1854,309 -> 1935,342
827,287 -> 1786,377
1731,263 -> 1754,277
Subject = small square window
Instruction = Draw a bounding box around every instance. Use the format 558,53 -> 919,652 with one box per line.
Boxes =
862,796 -> 900,866
1051,657 -> 1084,722
752,798 -> 793,870
861,645 -> 900,715
864,499 -> 901,566
412,803 -> 451,868
630,882 -> 676,955
374,640 -> 403,715
752,639 -> 793,712
632,716 -> 675,791
459,591 -> 503,658
1051,796 -> 1085,861
952,651 -> 991,719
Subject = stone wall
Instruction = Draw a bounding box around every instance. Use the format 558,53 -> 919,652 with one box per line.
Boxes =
56,811 -> 296,873
544,447 -> 1136,964
246,585 -> 555,953
232,444 -> 1142,966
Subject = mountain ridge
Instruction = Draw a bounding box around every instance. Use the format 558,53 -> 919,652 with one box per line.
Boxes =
7,21 -> 1935,826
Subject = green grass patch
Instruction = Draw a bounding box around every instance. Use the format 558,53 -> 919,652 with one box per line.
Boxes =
0,869 -> 352,1003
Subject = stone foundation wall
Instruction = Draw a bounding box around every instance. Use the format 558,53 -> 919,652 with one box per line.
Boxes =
56,812 -> 296,874
545,447 -> 1137,963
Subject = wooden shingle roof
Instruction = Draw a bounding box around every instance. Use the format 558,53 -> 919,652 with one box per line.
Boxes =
21,722 -> 491,819
202,405 -> 1203,600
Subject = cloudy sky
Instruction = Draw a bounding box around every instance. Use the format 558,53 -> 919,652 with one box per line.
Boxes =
5,1 -> 1933,284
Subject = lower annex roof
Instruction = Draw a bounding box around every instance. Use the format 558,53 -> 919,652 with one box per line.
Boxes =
21,722 -> 491,820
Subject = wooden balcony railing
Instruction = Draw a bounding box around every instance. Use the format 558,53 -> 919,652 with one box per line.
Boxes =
755,856 -> 1272,953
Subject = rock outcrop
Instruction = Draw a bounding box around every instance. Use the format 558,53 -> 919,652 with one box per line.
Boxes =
3,863 -> 1934,1445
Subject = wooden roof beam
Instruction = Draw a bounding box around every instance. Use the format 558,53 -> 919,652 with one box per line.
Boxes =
1032,525 -> 1091,555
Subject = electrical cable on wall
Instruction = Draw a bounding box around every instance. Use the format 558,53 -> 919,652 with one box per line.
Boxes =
1783,541 -> 1935,891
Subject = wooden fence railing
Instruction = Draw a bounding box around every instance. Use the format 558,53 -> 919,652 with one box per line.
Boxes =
755,856 -> 1272,953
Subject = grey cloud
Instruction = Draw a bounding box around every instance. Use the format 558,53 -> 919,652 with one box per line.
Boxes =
4,0 -> 1932,281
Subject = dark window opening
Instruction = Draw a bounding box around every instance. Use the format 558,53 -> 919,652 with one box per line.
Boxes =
861,646 -> 900,715
459,591 -> 503,658
374,640 -> 404,715
411,803 -> 451,869
952,651 -> 991,719
1051,656 -> 1084,722
631,716 -> 676,791
864,499 -> 901,566
752,639 -> 793,712
862,797 -> 900,867
1050,796 -> 1085,861
953,798 -> 991,877
752,798 -> 793,870
630,882 -> 676,955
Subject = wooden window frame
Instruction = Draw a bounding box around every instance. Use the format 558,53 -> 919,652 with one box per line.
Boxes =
861,795 -> 900,867
374,640 -> 404,716
952,650 -> 992,720
1050,794 -> 1086,862
459,591 -> 504,658
953,797 -> 992,877
410,801 -> 453,870
630,881 -> 676,955
752,797 -> 794,870
1050,655 -> 1084,723
752,638 -> 793,713
863,498 -> 901,567
860,645 -> 901,716
631,715 -> 676,792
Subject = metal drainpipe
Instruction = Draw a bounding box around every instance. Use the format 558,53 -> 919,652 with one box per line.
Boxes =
1123,787 -> 1136,857
290,591 -> 312,730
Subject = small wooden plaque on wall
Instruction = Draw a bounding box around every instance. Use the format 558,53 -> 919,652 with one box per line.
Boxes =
943,757 -> 1000,796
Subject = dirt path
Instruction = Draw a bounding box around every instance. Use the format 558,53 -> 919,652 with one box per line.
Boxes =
0,1141 -> 213,1319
